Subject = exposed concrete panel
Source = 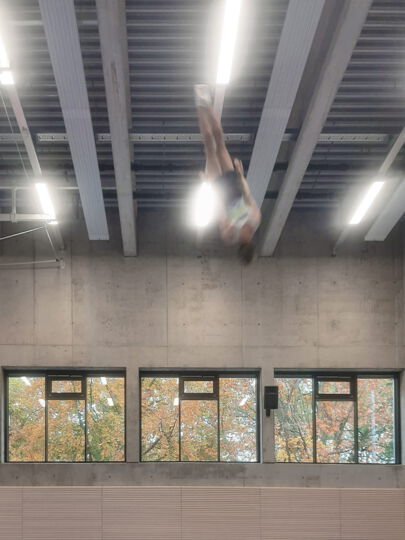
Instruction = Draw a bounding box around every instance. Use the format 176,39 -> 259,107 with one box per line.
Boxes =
242,257 -> 318,348
71,217 -> 167,347
318,251 -> 398,348
33,230 -> 72,346
167,253 -> 243,347
0,223 -> 35,345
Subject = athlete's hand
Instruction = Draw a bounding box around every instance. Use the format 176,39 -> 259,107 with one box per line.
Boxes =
234,158 -> 244,177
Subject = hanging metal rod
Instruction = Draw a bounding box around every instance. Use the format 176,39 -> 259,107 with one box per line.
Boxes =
0,225 -> 45,241
0,259 -> 63,269
0,225 -> 63,269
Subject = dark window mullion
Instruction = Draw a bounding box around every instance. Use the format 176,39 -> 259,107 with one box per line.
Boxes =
312,376 -> 317,464
354,377 -> 359,463
179,387 -> 182,462
218,380 -> 221,462
45,395 -> 48,463
85,379 -> 88,462
394,376 -> 401,464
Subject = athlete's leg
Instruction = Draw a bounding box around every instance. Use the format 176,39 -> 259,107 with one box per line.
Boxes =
203,105 -> 234,174
197,105 -> 222,179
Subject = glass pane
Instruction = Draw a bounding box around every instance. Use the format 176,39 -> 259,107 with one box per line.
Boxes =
274,378 -> 313,462
141,377 -> 179,461
51,379 -> 82,393
181,400 -> 218,461
318,380 -> 350,394
8,376 -> 45,462
316,401 -> 355,463
358,378 -> 395,464
48,400 -> 85,462
87,377 -> 125,462
220,378 -> 257,462
183,380 -> 214,393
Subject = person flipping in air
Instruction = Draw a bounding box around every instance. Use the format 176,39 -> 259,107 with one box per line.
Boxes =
194,84 -> 261,264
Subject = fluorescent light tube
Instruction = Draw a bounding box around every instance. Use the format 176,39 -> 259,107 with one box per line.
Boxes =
349,181 -> 384,225
100,377 -> 107,386
35,183 -> 56,220
193,181 -> 217,228
107,397 -> 114,407
39,399 -> 46,408
0,70 -> 14,85
0,36 -> 10,68
216,0 -> 242,84
21,376 -> 31,386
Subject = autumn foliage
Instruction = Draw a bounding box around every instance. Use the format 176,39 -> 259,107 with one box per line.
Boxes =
274,377 -> 395,464
141,376 -> 257,462
8,376 -> 125,462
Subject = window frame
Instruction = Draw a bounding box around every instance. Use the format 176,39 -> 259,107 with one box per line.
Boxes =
5,369 -> 126,464
275,371 -> 401,465
46,374 -> 86,400
140,369 -> 260,463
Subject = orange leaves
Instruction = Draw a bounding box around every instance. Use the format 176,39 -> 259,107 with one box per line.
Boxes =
8,375 -> 125,462
275,376 -> 396,464
141,376 -> 258,462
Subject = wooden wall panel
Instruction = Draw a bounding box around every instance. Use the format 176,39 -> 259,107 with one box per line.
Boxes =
181,487 -> 261,540
103,487 -> 181,540
0,487 -> 22,540
22,487 -> 102,540
261,487 -> 340,540
0,486 -> 403,539
340,488 -> 405,540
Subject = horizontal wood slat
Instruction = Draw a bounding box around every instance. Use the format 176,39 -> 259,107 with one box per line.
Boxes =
0,486 -> 403,539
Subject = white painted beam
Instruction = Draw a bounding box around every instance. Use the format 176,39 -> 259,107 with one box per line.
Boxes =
365,127 -> 405,241
376,127 -> 405,177
96,0 -> 136,256
39,0 -> 109,241
247,0 -> 325,207
261,0 -> 372,256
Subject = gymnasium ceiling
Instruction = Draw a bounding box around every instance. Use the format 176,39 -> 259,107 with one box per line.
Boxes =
0,0 -> 404,255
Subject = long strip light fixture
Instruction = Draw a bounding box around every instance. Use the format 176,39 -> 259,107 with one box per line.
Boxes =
216,0 -> 242,84
0,34 -> 14,85
35,182 -> 57,223
349,181 -> 384,225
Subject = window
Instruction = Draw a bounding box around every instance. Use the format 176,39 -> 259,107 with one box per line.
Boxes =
274,372 -> 399,464
7,372 -> 125,462
141,372 -> 259,462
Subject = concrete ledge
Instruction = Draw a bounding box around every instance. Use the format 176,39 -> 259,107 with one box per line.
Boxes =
0,462 -> 404,488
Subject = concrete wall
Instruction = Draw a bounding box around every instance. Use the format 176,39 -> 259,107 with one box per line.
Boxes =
0,209 -> 403,487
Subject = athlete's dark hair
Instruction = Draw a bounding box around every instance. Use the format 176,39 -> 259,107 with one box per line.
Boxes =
238,241 -> 255,265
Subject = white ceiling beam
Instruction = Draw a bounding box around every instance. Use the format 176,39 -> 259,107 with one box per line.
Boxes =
365,127 -> 405,241
96,0 -> 136,256
39,0 -> 109,241
247,0 -> 325,207
260,0 -> 372,256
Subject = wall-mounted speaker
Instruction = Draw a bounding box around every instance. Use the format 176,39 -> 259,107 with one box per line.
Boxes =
264,386 -> 278,417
